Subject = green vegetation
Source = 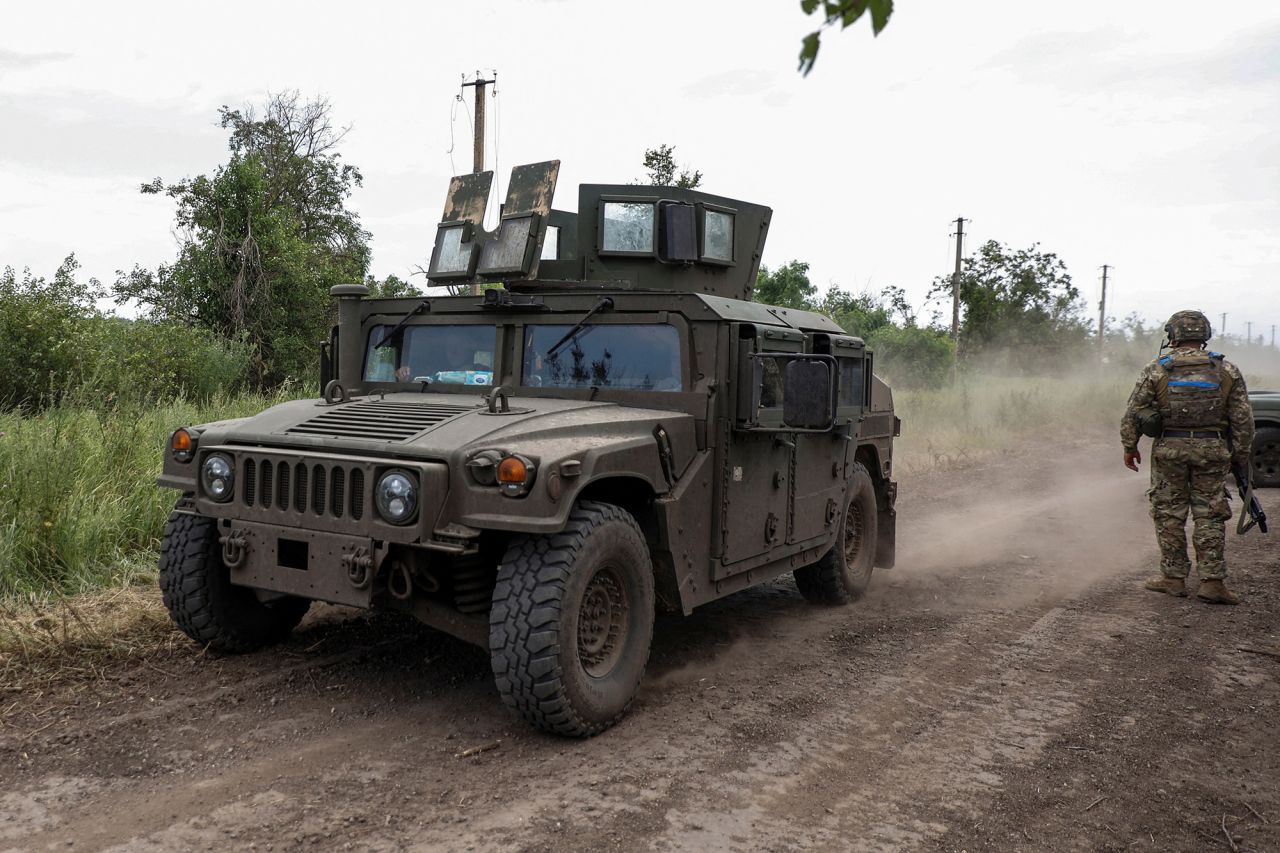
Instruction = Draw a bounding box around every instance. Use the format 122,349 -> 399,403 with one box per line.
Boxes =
1,257 -> 255,409
798,0 -> 895,75
0,390 -> 300,601
893,374 -> 1130,474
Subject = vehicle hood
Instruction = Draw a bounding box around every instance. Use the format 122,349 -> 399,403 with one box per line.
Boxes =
1250,390 -> 1280,411
198,392 -> 693,460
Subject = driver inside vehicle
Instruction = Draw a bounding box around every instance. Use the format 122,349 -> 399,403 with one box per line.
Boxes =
395,329 -> 490,382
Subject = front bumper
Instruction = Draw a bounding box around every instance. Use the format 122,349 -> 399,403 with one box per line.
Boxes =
216,518 -> 380,608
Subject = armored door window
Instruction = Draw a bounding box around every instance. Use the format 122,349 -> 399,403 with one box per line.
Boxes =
364,324 -> 498,386
522,323 -> 682,391
838,357 -> 865,408
758,357 -> 784,409
540,225 -> 560,260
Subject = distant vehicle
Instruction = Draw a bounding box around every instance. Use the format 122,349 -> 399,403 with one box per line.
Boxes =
1250,391 -> 1280,487
155,162 -> 899,737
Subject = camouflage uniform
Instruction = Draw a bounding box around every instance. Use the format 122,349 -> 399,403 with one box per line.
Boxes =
1121,339 -> 1253,581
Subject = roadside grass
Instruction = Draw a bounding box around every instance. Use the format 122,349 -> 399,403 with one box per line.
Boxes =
893,373 -> 1132,473
0,388 -> 306,601
0,582 -> 179,701
0,390 -> 305,688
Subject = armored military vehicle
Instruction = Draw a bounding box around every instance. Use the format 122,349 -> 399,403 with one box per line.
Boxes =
1251,391 -> 1280,487
157,162 -> 899,736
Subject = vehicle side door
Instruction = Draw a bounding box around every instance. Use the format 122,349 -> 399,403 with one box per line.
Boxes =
789,334 -> 865,544
718,324 -> 805,565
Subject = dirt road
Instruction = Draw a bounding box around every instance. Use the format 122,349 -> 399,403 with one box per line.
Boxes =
3,440 -> 1278,852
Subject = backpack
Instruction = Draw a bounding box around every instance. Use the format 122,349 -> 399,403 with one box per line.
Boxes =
1154,351 -> 1233,430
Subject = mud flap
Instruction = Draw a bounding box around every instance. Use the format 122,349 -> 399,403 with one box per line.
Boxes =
875,481 -> 897,569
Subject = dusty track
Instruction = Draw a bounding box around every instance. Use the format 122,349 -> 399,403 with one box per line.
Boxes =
2,440 -> 1278,852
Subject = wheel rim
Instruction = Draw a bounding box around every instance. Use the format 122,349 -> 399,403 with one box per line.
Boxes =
1255,441 -> 1280,480
843,500 -> 866,567
577,566 -> 628,678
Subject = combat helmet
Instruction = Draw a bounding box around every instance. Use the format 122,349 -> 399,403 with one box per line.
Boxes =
1164,310 -> 1212,344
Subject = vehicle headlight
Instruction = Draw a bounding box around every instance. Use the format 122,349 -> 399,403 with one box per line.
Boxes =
375,471 -> 418,524
202,454 -> 234,502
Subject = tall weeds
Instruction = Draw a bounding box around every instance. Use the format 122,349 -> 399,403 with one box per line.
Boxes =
0,389 -> 300,600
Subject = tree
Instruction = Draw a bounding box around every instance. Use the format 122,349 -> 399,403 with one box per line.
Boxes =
927,239 -> 1089,363
798,0 -> 895,75
364,273 -> 420,299
115,92 -> 370,385
755,260 -> 817,309
639,144 -> 703,188
818,287 -> 892,337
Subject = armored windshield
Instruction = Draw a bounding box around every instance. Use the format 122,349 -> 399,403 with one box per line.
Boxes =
364,324 -> 497,386
521,324 -> 682,392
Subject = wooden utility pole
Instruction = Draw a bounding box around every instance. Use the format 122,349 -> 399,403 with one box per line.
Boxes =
949,217 -> 966,384
461,71 -> 496,174
1246,320 -> 1253,344
1220,312 -> 1227,337
1098,264 -> 1110,362
1272,324 -> 1276,348
461,71 -> 496,295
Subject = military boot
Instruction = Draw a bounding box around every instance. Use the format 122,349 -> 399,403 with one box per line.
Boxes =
1196,579 -> 1240,605
1143,575 -> 1187,596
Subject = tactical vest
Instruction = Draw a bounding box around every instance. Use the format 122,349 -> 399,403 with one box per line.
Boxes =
1155,351 -> 1233,430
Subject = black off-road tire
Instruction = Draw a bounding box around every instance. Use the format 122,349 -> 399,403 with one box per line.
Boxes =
158,508 -> 310,653
489,501 -> 655,738
794,462 -> 878,605
1252,427 -> 1280,488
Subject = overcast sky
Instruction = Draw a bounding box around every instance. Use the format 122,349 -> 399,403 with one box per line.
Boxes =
2,0 -> 1278,341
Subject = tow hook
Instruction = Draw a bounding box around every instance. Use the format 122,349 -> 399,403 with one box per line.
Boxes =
342,547 -> 373,589
387,559 -> 414,600
220,528 -> 249,569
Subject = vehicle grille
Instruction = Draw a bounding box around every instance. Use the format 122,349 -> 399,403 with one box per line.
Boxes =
240,456 -> 368,522
285,400 -> 478,442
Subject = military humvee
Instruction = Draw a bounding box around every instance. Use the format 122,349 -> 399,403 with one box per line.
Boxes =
1252,391 -> 1280,487
157,162 -> 899,736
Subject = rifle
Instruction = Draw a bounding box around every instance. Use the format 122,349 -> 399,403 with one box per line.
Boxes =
1227,434 -> 1268,534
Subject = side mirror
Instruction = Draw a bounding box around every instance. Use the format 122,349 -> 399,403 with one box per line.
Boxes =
782,359 -> 834,430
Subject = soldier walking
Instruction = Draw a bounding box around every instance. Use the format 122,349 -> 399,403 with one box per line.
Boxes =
1121,310 -> 1254,604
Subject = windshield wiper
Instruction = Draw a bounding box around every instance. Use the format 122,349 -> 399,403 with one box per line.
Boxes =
374,298 -> 431,349
545,297 -> 614,359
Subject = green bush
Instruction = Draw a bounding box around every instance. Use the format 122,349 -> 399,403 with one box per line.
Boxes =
0,258 -> 101,408
81,317 -> 253,402
2,257 -> 256,410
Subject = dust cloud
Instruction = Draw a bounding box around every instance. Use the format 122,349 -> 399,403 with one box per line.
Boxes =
882,444 -> 1155,611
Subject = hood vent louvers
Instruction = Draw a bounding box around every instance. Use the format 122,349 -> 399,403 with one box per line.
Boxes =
286,400 -> 478,442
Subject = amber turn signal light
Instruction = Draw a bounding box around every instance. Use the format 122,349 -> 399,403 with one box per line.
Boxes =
170,428 -> 195,462
497,456 -> 528,484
